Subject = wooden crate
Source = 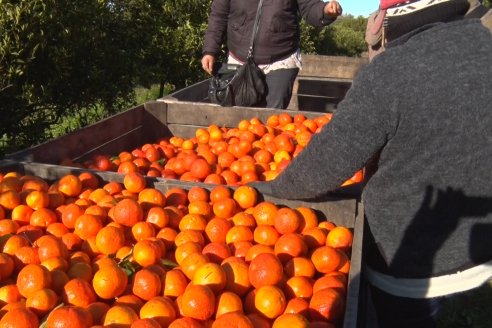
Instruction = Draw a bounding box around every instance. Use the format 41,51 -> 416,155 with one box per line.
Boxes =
161,54 -> 368,113
0,160 -> 365,328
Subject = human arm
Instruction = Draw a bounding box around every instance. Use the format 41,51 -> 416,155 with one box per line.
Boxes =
251,66 -> 397,200
202,0 -> 230,74
298,0 -> 343,27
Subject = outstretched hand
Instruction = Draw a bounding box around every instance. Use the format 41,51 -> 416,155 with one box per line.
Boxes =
324,0 -> 343,18
201,55 -> 215,75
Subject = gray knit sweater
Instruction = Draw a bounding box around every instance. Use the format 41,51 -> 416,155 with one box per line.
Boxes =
254,19 -> 492,279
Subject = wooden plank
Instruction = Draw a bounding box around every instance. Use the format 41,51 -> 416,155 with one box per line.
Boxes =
297,78 -> 352,98
297,96 -> 339,113
300,54 -> 368,80
6,105 -> 146,163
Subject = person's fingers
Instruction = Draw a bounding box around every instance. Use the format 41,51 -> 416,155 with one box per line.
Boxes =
201,57 -> 213,75
326,1 -> 342,16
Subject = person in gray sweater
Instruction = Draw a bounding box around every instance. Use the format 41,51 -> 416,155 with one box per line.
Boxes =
251,0 -> 492,326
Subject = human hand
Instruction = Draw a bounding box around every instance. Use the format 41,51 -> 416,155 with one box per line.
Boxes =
324,0 -> 343,18
201,54 -> 215,75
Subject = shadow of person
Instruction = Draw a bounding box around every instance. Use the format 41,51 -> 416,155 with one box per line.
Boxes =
366,185 -> 492,328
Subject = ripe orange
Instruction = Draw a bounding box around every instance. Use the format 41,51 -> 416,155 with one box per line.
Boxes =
309,287 -> 345,322
73,214 -> 103,240
253,201 -> 278,226
175,241 -> 202,266
192,262 -> 227,294
133,239 -> 163,267
131,318 -> 162,328
57,174 -> 83,197
311,245 -> 342,274
163,269 -> 188,298
0,308 -> 39,328
233,186 -> 258,210
138,188 -> 166,211
29,207 -> 58,228
11,204 -> 34,225
209,185 -> 232,203
0,284 -> 22,304
313,273 -> 347,295
326,226 -> 353,252
253,224 -> 280,246
36,234 -> 69,262
202,242 -> 232,265
225,226 -> 253,245
95,225 -> 126,255
164,188 -> 188,207
302,227 -> 327,250
25,190 -> 50,210
46,305 -> 93,328
180,284 -> 216,321
296,207 -> 319,233
254,285 -> 287,319
114,294 -> 145,314
139,296 -> 178,327
92,263 -> 128,299
221,257 -> 251,297
146,207 -> 170,229
284,276 -> 313,299
132,268 -> 162,301
112,198 -> 144,227
274,233 -> 308,263
284,257 -> 316,278
0,190 -> 21,211
174,230 -> 205,248
272,313 -> 310,328
123,171 -> 147,194
248,253 -> 283,288
103,304 -> 139,327
86,301 -> 111,325
231,212 -> 256,229
274,207 -> 302,234
61,203 -> 85,229
205,218 -> 232,244
131,221 -> 156,242
212,312 -> 254,328
284,297 -> 310,316
63,278 -> 96,307
215,291 -> 243,318
180,252 -> 209,280
179,213 -> 208,231
16,263 -> 52,298
25,288 -> 58,316
213,198 -> 237,219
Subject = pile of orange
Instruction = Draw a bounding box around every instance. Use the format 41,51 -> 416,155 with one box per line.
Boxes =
64,112 -> 363,187
0,170 -> 354,327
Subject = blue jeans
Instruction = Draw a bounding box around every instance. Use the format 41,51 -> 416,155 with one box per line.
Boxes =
370,284 -> 445,328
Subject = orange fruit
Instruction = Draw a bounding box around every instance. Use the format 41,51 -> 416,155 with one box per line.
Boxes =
179,213 -> 208,231
225,226 -> 253,245
11,204 -> 34,225
180,252 -> 209,280
86,301 -> 111,325
254,285 -> 287,319
16,263 -> 52,298
163,269 -> 188,298
215,291 -> 243,318
209,185 -> 232,203
164,188 -> 188,207
0,308 -> 39,328
50,269 -> 70,295
284,257 -> 316,278
313,273 -> 347,295
192,262 -> 227,294
202,242 -> 232,264
180,284 -> 216,320
284,297 -> 310,316
95,225 -> 126,255
253,224 -> 280,246
131,222 -> 156,242
0,253 -> 15,281
244,244 -> 274,262
29,207 -> 57,228
25,190 -> 50,210
168,317 -> 202,328
272,313 -> 310,328
253,201 -> 278,226
57,174 -> 83,197
25,287 -> 58,316
132,268 -> 162,301
296,207 -> 319,233
302,226 -> 327,250
61,203 -> 85,229
205,218 -> 232,244
248,253 -> 283,288
123,172 -> 147,194
103,305 -> 139,327
221,257 -> 251,297
133,239 -> 163,267
274,233 -> 308,263
188,200 -> 212,219
311,245 -> 342,274
46,305 -> 93,328
213,198 -> 237,219
114,294 -> 144,314
138,188 -> 166,211
92,263 -> 128,299
63,278 -> 96,307
146,207 -> 169,229
284,276 -> 313,299
67,261 -> 93,282
309,287 -> 344,322
131,318 -> 162,328
2,234 -> 29,255
274,207 -> 302,235
326,226 -> 353,251
233,186 -> 258,210
46,222 -> 69,238
112,198 -> 144,227
0,284 -> 22,304
231,212 -> 256,229
212,312 -> 254,328
73,214 -> 103,241
35,234 -> 69,262
175,241 -> 202,266
175,230 -> 205,248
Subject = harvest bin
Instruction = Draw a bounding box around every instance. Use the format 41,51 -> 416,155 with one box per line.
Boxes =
0,160 -> 365,328
6,100 -> 363,198
160,54 -> 368,113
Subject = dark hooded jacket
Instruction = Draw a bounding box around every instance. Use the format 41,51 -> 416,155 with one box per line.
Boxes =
202,0 -> 335,65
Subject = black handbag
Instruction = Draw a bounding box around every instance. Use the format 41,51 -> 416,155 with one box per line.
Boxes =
208,0 -> 266,107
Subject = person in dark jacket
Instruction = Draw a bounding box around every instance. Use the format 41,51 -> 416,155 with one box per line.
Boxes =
250,0 -> 492,327
201,0 -> 342,109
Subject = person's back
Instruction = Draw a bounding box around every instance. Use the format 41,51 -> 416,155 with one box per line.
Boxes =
360,18 -> 492,279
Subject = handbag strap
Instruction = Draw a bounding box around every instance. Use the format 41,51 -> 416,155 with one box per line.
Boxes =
247,0 -> 265,59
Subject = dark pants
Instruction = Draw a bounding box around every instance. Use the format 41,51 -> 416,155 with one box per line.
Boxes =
264,67 -> 299,109
370,284 -> 445,328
